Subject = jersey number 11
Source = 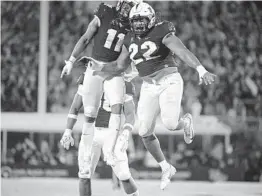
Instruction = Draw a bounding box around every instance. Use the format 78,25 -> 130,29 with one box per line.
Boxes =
104,29 -> 125,52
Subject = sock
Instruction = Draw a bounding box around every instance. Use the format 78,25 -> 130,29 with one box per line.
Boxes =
79,178 -> 91,196
122,177 -> 138,195
66,114 -> 78,130
89,141 -> 102,177
142,134 -> 165,163
81,122 -> 95,155
159,160 -> 170,171
123,123 -> 134,133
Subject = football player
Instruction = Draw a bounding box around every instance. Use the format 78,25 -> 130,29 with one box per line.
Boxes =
60,72 -> 139,196
60,1 -> 141,196
92,2 -> 217,190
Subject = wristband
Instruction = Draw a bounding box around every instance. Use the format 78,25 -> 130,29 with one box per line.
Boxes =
196,65 -> 208,78
65,129 -> 72,134
69,56 -> 76,64
123,123 -> 134,131
68,114 -> 78,119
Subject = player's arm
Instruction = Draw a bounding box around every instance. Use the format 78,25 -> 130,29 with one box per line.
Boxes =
60,91 -> 83,150
70,17 -> 100,59
162,33 -> 216,85
123,97 -> 136,131
115,96 -> 136,154
99,45 -> 131,74
61,17 -> 100,78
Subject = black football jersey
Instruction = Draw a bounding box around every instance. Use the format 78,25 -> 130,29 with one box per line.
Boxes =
95,94 -> 111,128
123,21 -> 176,77
92,3 -> 130,62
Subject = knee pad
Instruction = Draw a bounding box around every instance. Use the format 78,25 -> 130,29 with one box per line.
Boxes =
115,171 -> 131,181
162,118 -> 178,130
84,106 -> 98,118
138,122 -> 151,137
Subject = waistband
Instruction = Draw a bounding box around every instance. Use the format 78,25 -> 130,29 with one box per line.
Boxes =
142,66 -> 178,84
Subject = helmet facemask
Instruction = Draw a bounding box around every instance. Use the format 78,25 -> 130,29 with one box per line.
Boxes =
130,15 -> 150,36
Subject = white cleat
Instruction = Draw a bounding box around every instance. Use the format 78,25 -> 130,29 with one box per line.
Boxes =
160,165 -> 177,190
181,113 -> 195,144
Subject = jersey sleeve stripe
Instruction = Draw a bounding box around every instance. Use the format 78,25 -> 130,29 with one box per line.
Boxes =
94,15 -> 101,27
163,32 -> 175,41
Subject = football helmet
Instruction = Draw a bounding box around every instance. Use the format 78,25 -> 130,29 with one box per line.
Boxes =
116,0 -> 142,19
129,2 -> 156,36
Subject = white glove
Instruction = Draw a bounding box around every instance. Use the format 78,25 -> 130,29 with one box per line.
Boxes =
115,129 -> 130,153
60,129 -> 74,150
196,65 -> 208,85
60,60 -> 74,78
104,152 -> 117,167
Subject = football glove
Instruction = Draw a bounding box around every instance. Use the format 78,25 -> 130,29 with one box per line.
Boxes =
60,129 -> 74,150
115,129 -> 130,153
61,60 -> 74,78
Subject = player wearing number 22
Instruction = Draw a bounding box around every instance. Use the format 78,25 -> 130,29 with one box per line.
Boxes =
97,2 -> 217,190
60,1 -> 141,196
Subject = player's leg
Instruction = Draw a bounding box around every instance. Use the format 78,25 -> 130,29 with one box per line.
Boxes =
111,154 -> 139,195
79,68 -> 104,196
160,73 -> 194,144
103,76 -> 126,153
81,68 -> 104,155
137,83 -> 169,168
78,128 -> 103,196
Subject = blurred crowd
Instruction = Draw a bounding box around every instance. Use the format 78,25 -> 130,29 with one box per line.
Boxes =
1,2 -> 39,112
1,1 -> 261,117
3,132 -> 262,181
4,136 -> 78,167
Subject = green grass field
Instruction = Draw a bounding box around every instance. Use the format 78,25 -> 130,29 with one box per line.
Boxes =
2,178 -> 262,196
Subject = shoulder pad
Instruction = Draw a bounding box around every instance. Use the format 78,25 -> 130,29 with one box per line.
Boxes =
155,20 -> 176,38
162,21 -> 176,32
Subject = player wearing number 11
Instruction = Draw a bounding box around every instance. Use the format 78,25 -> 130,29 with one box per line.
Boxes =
60,1 -> 141,196
97,2 -> 217,190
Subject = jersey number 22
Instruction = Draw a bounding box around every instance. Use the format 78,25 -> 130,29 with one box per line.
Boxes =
129,41 -> 158,65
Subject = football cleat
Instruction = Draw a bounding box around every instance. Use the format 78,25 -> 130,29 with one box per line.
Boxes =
160,165 -> 177,190
181,113 -> 195,144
